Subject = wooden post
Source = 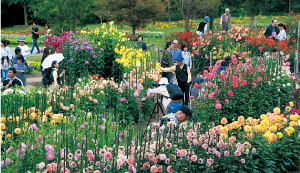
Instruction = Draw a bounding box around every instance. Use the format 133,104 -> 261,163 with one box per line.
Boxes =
148,32 -> 150,44
162,32 -> 165,41
255,17 -> 258,35
157,43 -> 160,63
210,52 -> 212,67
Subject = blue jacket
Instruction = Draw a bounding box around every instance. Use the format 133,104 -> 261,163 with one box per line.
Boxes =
264,25 -> 279,38
171,48 -> 182,62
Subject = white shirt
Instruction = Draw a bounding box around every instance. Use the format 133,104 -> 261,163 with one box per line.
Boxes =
276,30 -> 287,41
18,45 -> 31,59
148,85 -> 172,110
4,47 -> 12,60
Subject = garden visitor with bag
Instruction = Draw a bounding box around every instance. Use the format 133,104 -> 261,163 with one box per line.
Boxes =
197,16 -> 210,37
30,21 -> 40,54
220,8 -> 231,32
161,42 -> 174,83
159,55 -> 192,105
264,20 -> 279,39
50,60 -> 65,87
13,55 -> 28,86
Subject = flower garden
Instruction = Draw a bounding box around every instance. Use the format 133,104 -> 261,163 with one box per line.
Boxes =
1,13 -> 300,172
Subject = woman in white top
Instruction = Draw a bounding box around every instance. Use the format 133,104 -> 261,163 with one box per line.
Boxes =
45,24 -> 52,36
276,23 -> 287,41
181,44 -> 192,70
1,40 -> 12,60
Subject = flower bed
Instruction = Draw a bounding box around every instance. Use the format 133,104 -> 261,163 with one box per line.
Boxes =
1,34 -> 46,46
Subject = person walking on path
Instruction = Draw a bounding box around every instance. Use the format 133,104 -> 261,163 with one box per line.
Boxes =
137,36 -> 147,51
197,16 -> 210,37
264,20 -> 280,39
159,55 -> 192,105
31,21 -> 40,54
181,44 -> 192,70
220,8 -> 231,32
162,42 -> 174,84
2,67 -> 23,90
13,55 -> 28,86
276,23 -> 287,41
17,38 -> 31,60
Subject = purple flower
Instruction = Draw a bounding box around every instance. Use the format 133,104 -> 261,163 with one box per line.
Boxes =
100,48 -> 104,51
90,51 -> 94,55
98,125 -> 105,130
6,147 -> 14,154
46,152 -> 55,161
80,47 -> 85,51
92,55 -> 97,58
85,61 -> 90,65
86,46 -> 92,50
120,97 -> 126,103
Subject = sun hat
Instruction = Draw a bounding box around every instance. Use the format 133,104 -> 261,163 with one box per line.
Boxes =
158,77 -> 169,85
18,38 -> 25,42
204,16 -> 210,22
2,52 -> 8,57
225,8 -> 230,12
173,55 -> 184,61
173,40 -> 179,44
179,106 -> 193,117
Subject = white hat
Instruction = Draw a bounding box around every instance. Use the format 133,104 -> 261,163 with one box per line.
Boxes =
225,8 -> 230,12
159,78 -> 169,85
172,40 -> 179,44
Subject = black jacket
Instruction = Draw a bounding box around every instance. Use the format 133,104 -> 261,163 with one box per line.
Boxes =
264,25 -> 280,38
2,77 -> 23,90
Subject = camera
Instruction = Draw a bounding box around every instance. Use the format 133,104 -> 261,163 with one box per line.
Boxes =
152,82 -> 161,87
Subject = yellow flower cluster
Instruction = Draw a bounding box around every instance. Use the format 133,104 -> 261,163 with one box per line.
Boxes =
114,46 -> 150,68
217,105 -> 300,143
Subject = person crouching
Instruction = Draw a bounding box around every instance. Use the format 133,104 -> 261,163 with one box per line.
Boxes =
159,105 -> 193,126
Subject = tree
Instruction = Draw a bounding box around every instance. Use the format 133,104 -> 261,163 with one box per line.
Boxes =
5,0 -> 30,25
175,0 -> 221,31
94,0 -> 166,39
30,0 -> 93,33
244,0 -> 263,28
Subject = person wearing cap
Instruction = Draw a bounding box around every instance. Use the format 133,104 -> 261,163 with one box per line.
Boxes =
170,40 -> 182,62
197,16 -> 210,37
2,67 -> 23,90
148,77 -> 172,110
159,105 -> 193,126
220,8 -> 231,32
264,20 -> 280,39
17,38 -> 31,60
1,52 -> 10,81
159,55 -> 192,105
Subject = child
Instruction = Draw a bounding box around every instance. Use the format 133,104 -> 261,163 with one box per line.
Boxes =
1,52 -> 10,81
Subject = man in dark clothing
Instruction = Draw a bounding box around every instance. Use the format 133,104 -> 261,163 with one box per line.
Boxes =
2,67 -> 23,90
162,42 -> 174,83
31,21 -> 40,54
264,20 -> 280,39
159,55 -> 191,105
197,16 -> 210,36
137,35 -> 147,51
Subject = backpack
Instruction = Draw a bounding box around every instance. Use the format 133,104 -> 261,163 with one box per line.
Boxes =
166,84 -> 184,100
161,51 -> 169,68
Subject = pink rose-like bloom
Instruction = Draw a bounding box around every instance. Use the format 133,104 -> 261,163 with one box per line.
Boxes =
45,144 -> 54,152
189,96 -> 194,101
215,103 -> 222,110
158,166 -> 163,172
257,77 -> 262,82
46,152 -> 55,161
252,83 -> 257,88
133,92 -> 139,97
194,83 -> 199,89
225,99 -> 229,104
86,150 -> 93,158
235,150 -> 241,156
224,151 -> 230,156
232,82 -> 239,88
242,52 -> 247,57
243,80 -> 247,86
85,61 -> 90,65
150,165 -> 158,173
241,159 -> 245,164
120,97 -> 126,103
167,166 -> 174,173
191,155 -> 197,162
252,148 -> 256,154
127,156 -> 135,164
104,152 -> 112,160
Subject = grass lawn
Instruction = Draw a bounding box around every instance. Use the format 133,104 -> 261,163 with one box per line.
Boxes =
27,55 -> 42,62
